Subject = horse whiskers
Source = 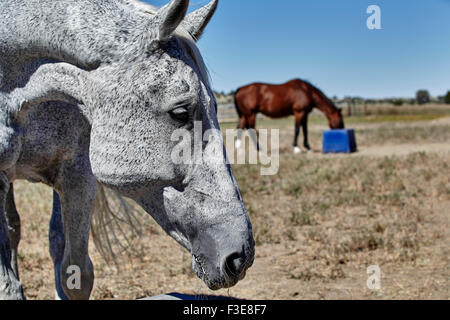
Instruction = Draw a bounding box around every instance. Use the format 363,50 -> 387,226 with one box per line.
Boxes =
193,254 -> 210,285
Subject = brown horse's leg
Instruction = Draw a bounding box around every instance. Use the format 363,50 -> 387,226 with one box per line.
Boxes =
247,113 -> 260,151
235,116 -> 248,148
293,111 -> 306,154
293,124 -> 300,152
301,114 -> 311,151
237,115 -> 248,130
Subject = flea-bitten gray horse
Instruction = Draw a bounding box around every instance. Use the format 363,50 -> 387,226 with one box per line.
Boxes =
0,0 -> 255,300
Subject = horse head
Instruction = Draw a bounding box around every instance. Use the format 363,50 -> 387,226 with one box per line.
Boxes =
86,0 -> 254,290
329,107 -> 345,129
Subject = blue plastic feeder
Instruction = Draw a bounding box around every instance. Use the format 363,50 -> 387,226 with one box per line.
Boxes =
322,129 -> 357,154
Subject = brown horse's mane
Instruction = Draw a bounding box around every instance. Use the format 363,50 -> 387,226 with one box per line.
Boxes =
285,79 -> 340,116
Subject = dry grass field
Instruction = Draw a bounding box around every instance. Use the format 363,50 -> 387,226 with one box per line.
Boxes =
12,104 -> 450,300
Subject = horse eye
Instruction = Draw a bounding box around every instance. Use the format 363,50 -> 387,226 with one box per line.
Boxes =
169,107 -> 189,122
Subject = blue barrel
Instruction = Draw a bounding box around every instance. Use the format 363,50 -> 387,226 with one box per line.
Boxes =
322,129 -> 357,154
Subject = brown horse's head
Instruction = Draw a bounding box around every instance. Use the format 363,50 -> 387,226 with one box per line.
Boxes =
329,107 -> 345,129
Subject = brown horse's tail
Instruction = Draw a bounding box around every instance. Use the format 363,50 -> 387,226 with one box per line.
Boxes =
234,89 -> 242,119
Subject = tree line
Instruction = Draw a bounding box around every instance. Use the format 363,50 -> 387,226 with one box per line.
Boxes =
213,90 -> 450,106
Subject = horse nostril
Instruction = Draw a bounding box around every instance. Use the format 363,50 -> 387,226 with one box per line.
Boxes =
223,252 -> 245,279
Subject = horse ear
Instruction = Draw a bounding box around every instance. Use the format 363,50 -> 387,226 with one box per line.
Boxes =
157,0 -> 189,41
182,0 -> 218,41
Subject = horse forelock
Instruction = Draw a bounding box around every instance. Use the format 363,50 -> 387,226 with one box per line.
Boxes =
174,28 -> 211,89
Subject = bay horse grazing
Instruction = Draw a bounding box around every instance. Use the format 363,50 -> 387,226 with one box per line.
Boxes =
234,79 -> 345,154
0,0 -> 254,300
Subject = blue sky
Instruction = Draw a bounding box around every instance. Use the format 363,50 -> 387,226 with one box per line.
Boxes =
147,0 -> 450,99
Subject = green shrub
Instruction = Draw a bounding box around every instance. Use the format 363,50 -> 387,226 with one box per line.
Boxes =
416,90 -> 430,105
444,91 -> 450,104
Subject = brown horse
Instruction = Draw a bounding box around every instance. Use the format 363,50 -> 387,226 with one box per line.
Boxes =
234,79 -> 344,153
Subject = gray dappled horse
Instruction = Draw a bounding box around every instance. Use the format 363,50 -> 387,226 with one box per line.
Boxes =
0,0 -> 254,300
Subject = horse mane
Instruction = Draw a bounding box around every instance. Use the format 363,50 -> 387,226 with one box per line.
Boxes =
175,28 -> 211,87
295,79 -> 339,114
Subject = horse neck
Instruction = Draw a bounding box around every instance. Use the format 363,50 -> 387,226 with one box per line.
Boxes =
313,93 -> 338,120
6,0 -> 146,69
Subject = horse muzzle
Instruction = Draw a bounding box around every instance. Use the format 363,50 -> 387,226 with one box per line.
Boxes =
163,185 -> 255,290
192,232 -> 255,291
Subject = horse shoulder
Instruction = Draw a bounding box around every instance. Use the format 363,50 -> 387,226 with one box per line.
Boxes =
6,102 -> 90,186
290,83 -> 312,112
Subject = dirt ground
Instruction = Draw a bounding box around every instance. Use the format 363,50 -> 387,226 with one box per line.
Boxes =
11,112 -> 450,300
